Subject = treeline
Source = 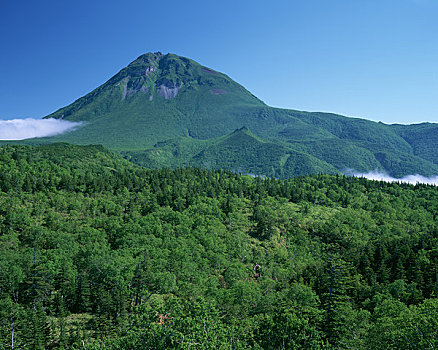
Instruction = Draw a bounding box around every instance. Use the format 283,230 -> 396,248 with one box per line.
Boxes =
0,143 -> 438,349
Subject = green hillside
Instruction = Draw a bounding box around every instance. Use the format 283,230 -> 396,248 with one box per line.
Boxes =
4,52 -> 436,178
125,127 -> 338,177
44,52 -> 266,149
189,127 -> 338,177
1,144 -> 438,349
391,123 -> 438,165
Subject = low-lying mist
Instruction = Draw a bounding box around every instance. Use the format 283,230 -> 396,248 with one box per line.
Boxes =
347,170 -> 438,186
0,118 -> 82,140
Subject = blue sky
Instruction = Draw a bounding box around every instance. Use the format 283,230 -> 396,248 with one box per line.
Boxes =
0,0 -> 437,124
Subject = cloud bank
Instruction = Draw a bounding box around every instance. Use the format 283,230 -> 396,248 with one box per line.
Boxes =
348,170 -> 438,186
0,118 -> 82,140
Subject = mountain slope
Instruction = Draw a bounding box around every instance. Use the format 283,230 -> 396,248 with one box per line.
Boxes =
8,52 -> 437,178
45,52 -> 266,149
391,123 -> 438,165
125,127 -> 338,177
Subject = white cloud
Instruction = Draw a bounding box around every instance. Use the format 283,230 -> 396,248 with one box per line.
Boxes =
0,118 -> 82,140
348,170 -> 438,186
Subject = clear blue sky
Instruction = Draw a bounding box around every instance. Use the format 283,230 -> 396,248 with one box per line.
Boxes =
1,0 -> 437,124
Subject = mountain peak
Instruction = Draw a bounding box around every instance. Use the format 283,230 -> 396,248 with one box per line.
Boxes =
137,51 -> 164,60
227,126 -> 263,143
44,52 -> 265,140
131,51 -> 165,66
233,126 -> 251,135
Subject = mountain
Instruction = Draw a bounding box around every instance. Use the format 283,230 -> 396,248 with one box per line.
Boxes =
12,52 -> 438,178
44,52 -> 266,149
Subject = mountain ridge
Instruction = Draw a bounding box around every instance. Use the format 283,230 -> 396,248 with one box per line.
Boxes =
6,52 -> 438,178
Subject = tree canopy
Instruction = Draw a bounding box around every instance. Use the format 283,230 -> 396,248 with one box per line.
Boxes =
1,143 -> 438,349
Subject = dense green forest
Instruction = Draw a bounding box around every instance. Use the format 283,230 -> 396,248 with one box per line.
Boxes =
1,143 -> 438,349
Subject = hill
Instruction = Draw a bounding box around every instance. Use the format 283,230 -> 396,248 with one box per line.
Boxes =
5,52 -> 438,178
1,144 -> 438,348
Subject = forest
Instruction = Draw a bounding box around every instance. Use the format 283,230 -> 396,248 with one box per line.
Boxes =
0,143 -> 438,349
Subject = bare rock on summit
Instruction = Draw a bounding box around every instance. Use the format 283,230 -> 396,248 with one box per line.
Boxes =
157,84 -> 180,99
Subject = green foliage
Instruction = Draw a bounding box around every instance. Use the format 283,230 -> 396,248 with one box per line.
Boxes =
0,144 -> 438,348
366,298 -> 438,349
